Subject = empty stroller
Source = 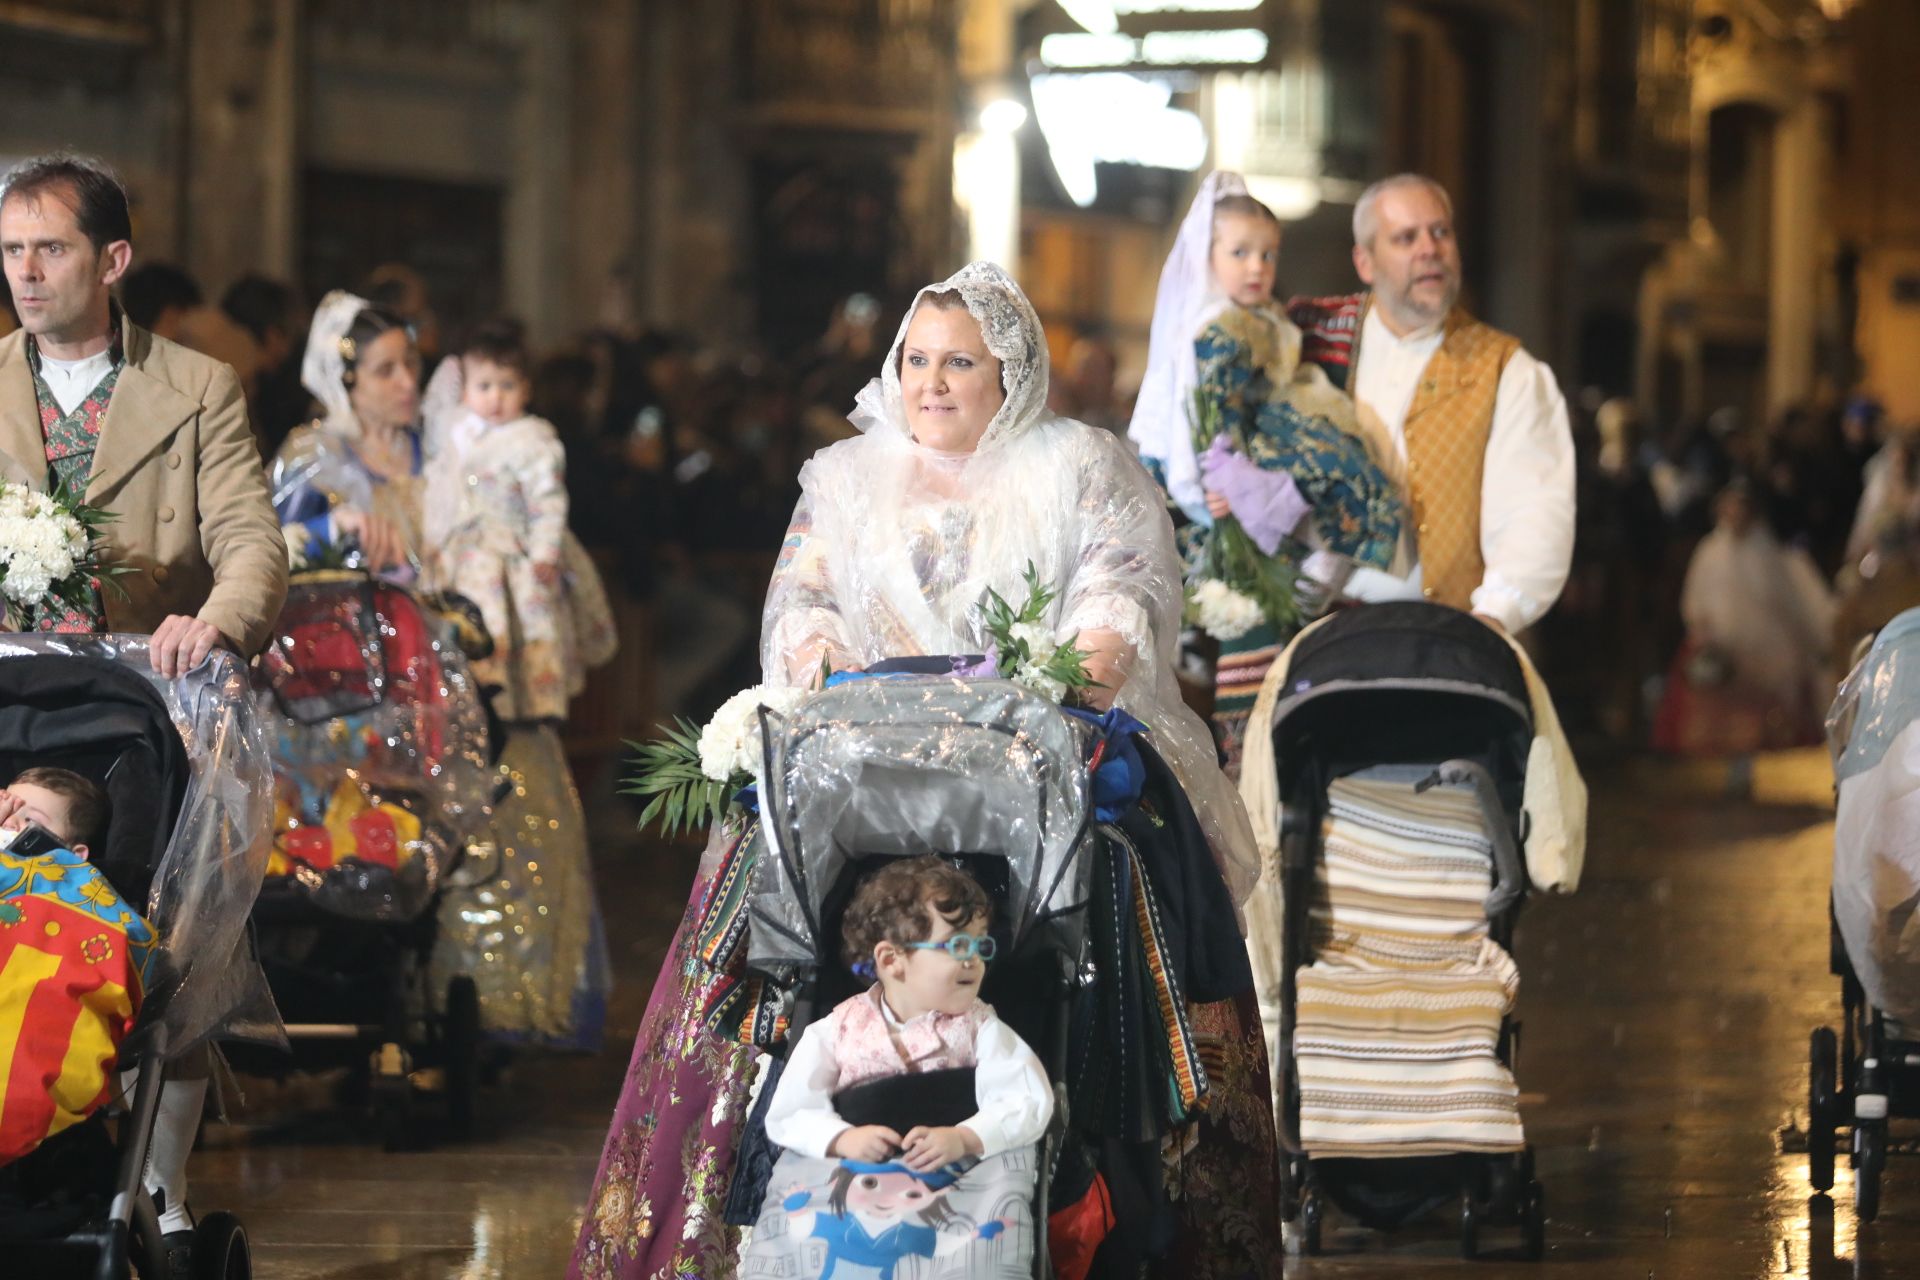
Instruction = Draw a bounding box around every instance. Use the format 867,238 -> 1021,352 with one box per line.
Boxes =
250,570 -> 494,1147
1810,604 -> 1920,1220
0,634 -> 278,1278
727,676 -> 1096,1279
1247,602 -> 1575,1258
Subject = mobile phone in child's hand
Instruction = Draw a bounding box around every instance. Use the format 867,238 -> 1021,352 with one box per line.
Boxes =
1,822 -> 70,858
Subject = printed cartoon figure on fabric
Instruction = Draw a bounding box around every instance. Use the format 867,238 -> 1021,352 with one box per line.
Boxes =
778,1160 -> 1010,1280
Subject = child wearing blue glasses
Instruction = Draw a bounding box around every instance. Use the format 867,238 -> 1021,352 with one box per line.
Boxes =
765,854 -> 1054,1172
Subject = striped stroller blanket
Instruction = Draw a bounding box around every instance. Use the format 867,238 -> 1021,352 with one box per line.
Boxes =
1294,772 -> 1524,1157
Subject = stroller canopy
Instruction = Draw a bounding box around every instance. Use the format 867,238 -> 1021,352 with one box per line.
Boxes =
258,574 -> 494,921
1829,605 -> 1920,783
750,678 -> 1095,972
0,634 -> 279,1053
1270,603 -> 1532,766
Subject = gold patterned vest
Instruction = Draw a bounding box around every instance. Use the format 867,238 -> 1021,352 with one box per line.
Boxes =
1395,307 -> 1521,611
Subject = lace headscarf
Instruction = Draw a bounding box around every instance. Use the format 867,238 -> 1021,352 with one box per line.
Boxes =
1129,171 -> 1247,524
277,289 -> 425,575
764,261 -> 1262,902
848,260 -> 1050,454
299,289 -> 373,434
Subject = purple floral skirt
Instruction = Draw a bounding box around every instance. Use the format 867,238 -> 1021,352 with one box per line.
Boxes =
568,865 -> 757,1280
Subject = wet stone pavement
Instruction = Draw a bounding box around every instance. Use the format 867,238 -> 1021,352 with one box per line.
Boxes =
191,749 -> 1917,1277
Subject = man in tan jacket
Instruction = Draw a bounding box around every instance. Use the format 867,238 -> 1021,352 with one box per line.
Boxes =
0,152 -> 286,677
0,151 -> 285,1272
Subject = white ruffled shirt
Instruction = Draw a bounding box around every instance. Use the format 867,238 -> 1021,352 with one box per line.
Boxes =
1345,306 -> 1576,633
764,992 -> 1053,1160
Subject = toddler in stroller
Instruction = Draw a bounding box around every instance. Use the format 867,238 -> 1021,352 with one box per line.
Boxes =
724,677 -> 1098,1280
755,855 -> 1051,1274
0,634 -> 278,1279
1,765 -> 109,855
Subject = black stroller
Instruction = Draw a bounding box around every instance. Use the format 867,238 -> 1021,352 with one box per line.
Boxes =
1261,603 -> 1547,1258
1809,605 -> 1920,1221
0,634 -> 279,1279
246,572 -> 494,1149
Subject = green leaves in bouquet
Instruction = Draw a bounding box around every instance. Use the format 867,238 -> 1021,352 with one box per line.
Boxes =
981,560 -> 1102,704
621,719 -> 733,839
48,473 -> 139,602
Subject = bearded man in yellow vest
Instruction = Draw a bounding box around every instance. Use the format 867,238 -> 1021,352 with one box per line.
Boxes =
1287,174 -> 1575,633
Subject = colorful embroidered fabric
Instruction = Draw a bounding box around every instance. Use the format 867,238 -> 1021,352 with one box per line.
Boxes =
1192,311 -> 1402,572
0,845 -> 157,1165
26,328 -> 123,633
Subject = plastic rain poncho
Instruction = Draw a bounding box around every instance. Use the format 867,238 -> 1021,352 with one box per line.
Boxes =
761,261 -> 1260,901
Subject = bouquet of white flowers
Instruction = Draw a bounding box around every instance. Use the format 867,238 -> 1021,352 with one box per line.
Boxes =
0,478 -> 126,628
623,684 -> 809,837
1185,578 -> 1264,642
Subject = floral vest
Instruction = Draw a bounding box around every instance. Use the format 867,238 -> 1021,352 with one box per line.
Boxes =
1288,293 -> 1520,611
26,328 -> 123,632
828,986 -> 991,1091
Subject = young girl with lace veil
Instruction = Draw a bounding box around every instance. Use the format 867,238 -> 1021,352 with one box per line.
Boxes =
571,263 -> 1278,1280
1130,172 -> 1405,778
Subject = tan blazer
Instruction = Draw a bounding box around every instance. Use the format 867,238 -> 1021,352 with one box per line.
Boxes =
0,313 -> 288,655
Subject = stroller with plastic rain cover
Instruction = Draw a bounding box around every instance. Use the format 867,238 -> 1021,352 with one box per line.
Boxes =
725,674 -> 1098,1280
248,570 -> 494,1148
1809,604 -> 1920,1221
1258,602 -> 1548,1259
0,634 -> 279,1279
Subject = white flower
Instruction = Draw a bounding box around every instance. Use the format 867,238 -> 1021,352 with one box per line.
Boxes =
1008,619 -> 1053,652
1190,579 -> 1263,641
283,524 -> 311,571
1011,666 -> 1067,705
697,685 -> 808,782
0,483 -> 89,609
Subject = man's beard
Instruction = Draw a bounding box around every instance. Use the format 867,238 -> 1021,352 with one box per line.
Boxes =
1380,272 -> 1458,331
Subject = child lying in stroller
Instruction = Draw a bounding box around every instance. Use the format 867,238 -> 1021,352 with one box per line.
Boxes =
0,767 -> 110,859
0,764 -> 153,1171
748,855 -> 1051,1279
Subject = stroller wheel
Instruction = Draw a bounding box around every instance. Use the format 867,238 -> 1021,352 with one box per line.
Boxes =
1854,1123 -> 1885,1223
1522,1181 -> 1547,1261
1300,1186 -> 1325,1256
191,1211 -> 252,1280
444,975 -> 481,1140
1459,1191 -> 1479,1259
1809,1027 -> 1839,1191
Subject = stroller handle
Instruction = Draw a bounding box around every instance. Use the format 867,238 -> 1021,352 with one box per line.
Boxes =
1416,760 -> 1528,919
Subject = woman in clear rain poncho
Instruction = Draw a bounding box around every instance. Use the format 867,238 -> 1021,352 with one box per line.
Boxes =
572,263 -> 1277,1280
271,293 -> 609,1051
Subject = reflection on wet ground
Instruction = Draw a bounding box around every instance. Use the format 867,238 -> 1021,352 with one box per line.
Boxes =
195,749 -> 1918,1276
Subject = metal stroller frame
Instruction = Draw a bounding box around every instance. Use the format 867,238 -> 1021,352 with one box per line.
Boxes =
1808,606 -> 1920,1222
